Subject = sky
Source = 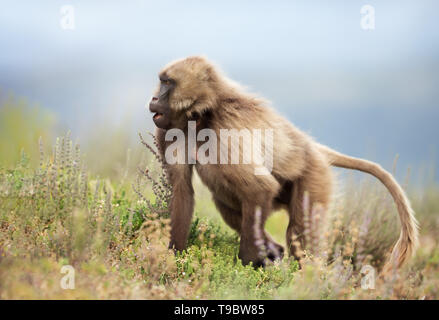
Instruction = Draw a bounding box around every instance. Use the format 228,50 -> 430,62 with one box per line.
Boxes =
0,0 -> 438,180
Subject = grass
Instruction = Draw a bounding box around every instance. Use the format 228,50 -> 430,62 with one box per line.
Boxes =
0,120 -> 439,299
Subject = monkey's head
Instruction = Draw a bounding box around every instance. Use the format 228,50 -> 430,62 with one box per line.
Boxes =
149,56 -> 221,129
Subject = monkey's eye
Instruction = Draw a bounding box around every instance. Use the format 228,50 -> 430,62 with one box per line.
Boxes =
161,79 -> 172,85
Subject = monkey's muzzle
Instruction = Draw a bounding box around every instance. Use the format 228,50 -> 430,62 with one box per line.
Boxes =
149,96 -> 171,129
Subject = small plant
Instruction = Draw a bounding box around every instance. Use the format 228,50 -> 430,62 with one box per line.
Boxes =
0,133 -> 120,263
132,132 -> 172,218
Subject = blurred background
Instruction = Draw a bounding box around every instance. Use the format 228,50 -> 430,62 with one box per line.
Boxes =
0,0 -> 438,182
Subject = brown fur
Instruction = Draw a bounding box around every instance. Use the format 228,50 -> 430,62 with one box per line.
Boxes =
153,56 -> 419,269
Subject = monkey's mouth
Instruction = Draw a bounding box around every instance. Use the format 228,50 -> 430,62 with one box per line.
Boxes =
153,112 -> 163,120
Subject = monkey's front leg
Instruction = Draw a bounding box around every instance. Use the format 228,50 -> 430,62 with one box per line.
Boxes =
168,170 -> 195,251
156,129 -> 195,251
239,199 -> 271,267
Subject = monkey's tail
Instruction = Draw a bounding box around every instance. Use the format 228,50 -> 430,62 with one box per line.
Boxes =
317,144 -> 419,272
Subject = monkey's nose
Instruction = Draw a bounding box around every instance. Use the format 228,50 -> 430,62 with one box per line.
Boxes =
149,97 -> 159,112
149,98 -> 160,113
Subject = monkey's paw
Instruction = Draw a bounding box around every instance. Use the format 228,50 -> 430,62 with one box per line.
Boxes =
265,240 -> 284,262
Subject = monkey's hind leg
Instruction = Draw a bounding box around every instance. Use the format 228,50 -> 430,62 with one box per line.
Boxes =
213,197 -> 284,263
213,197 -> 242,233
286,163 -> 332,262
239,197 -> 281,267
286,178 -> 306,262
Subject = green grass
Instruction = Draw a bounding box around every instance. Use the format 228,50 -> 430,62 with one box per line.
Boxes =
1,103 -> 439,299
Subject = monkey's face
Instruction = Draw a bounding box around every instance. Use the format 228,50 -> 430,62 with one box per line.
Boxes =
149,56 -> 215,130
149,74 -> 175,129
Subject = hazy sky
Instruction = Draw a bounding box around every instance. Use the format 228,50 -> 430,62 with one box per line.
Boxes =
0,0 -> 438,179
